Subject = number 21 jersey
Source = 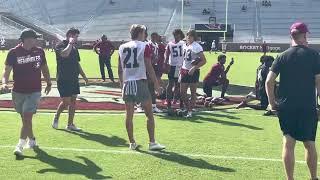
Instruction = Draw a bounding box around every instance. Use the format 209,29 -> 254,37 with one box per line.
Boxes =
119,41 -> 151,82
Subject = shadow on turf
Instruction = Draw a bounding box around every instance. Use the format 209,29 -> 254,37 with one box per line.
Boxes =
137,149 -> 235,172
89,80 -> 253,96
57,129 -> 128,147
17,147 -> 111,179
159,113 -> 263,130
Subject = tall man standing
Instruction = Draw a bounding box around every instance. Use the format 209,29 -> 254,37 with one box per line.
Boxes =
1,29 -> 52,156
266,22 -> 319,180
93,35 -> 115,82
118,24 -> 165,151
52,28 -> 88,131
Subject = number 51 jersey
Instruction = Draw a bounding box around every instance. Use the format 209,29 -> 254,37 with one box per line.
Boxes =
166,40 -> 185,66
119,41 -> 151,82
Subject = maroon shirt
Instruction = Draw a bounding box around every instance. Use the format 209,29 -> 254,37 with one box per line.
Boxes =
262,43 -> 267,52
203,63 -> 225,84
94,40 -> 115,57
5,44 -> 47,93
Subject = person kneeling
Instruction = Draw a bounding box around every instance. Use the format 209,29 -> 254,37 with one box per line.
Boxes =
203,54 -> 233,99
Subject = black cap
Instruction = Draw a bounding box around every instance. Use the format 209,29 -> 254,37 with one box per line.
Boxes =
20,29 -> 41,40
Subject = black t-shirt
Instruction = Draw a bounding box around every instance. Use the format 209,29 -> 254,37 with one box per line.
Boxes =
257,64 -> 270,92
55,40 -> 80,82
271,45 -> 320,109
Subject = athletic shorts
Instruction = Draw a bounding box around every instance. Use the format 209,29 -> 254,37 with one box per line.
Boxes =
278,108 -> 318,141
12,91 -> 41,114
179,69 -> 200,84
57,80 -> 80,98
122,79 -> 151,103
168,65 -> 181,81
257,89 -> 268,109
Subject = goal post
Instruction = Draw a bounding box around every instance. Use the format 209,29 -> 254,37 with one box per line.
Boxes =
181,0 -> 229,40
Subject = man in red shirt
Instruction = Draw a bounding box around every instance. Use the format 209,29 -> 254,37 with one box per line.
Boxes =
203,54 -> 234,98
93,35 -> 115,82
1,29 -> 52,156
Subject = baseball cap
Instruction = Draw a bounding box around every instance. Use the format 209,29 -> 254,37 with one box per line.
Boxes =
19,28 -> 41,40
290,22 -> 309,34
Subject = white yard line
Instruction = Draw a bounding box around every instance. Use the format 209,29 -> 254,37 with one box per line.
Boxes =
0,145 -> 311,164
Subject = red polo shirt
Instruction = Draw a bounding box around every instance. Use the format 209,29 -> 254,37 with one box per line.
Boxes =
94,40 -> 115,56
204,63 -> 225,84
5,43 -> 47,93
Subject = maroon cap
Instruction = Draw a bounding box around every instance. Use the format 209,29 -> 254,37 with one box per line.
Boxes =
290,22 -> 309,34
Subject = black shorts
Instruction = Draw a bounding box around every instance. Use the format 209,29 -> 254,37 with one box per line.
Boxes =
57,80 -> 80,98
168,66 -> 180,81
278,108 -> 318,141
257,89 -> 268,109
179,69 -> 200,84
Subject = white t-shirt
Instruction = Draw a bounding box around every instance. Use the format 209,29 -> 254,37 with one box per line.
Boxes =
0,39 -> 5,46
166,40 -> 185,66
211,41 -> 215,48
119,41 -> 149,82
182,42 -> 203,70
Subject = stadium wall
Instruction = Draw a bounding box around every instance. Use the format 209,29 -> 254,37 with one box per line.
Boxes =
225,43 -> 320,52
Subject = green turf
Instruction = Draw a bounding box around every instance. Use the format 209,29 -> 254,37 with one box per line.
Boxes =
1,50 -> 318,179
0,110 -> 318,179
0,50 -> 277,86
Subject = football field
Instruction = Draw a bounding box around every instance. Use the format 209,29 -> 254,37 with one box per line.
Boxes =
0,50 -> 319,179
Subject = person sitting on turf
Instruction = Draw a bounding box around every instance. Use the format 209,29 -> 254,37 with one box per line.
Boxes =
203,54 -> 234,99
237,55 -> 274,111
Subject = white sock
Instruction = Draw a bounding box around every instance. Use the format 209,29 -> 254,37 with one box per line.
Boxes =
18,139 -> 27,147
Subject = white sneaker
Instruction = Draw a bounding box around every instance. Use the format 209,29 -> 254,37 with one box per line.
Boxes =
66,124 -> 82,131
149,142 -> 166,151
13,145 -> 23,156
185,111 -> 193,118
129,143 -> 138,150
52,116 -> 59,129
27,138 -> 38,149
136,106 -> 144,113
153,106 -> 163,113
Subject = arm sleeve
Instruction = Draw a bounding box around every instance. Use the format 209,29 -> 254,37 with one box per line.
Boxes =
270,55 -> 282,75
5,50 -> 16,66
144,44 -> 152,59
55,42 -> 65,54
195,43 -> 204,54
313,52 -> 320,75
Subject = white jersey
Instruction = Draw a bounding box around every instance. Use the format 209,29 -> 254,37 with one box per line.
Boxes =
182,42 -> 203,70
166,40 -> 185,66
119,41 -> 148,82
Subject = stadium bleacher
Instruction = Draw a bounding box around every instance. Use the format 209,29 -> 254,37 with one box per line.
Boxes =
0,0 -> 319,43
